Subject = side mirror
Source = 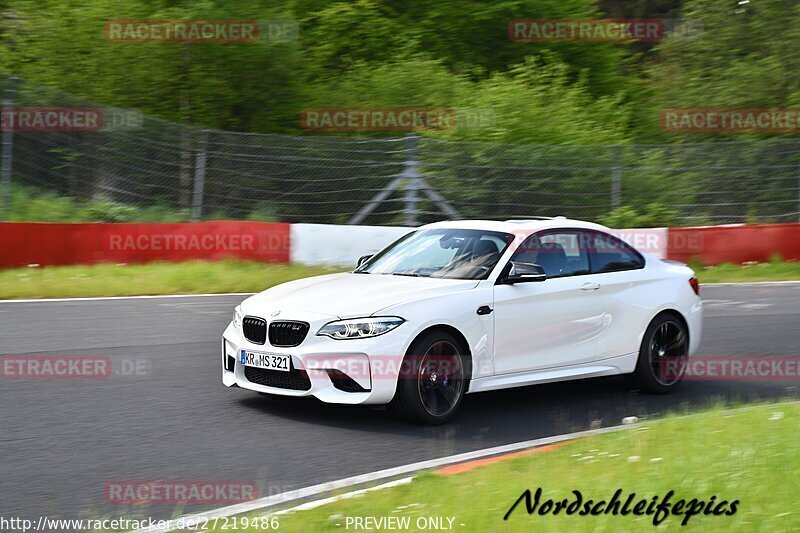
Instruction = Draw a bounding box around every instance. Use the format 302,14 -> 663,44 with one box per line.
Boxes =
357,254 -> 373,268
500,261 -> 547,284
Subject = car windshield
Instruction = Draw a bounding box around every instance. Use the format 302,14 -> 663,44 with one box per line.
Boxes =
355,228 -> 515,280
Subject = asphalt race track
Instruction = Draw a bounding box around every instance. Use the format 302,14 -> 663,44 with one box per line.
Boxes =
1,284 -> 799,522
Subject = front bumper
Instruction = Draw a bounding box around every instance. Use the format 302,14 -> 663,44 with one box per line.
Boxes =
221,321 -> 409,405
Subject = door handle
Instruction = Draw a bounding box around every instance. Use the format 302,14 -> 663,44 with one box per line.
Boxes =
580,282 -> 600,291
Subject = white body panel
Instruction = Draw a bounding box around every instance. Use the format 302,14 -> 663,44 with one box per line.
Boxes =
222,218 -> 702,405
492,273 -> 607,373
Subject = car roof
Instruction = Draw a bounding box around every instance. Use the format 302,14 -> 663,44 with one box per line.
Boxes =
419,217 -> 610,235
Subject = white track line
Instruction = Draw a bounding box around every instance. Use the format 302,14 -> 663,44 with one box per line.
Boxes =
133,424 -> 627,533
0,293 -> 254,303
271,477 -> 414,516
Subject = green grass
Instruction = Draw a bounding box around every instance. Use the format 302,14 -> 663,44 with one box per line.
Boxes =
223,402 -> 800,532
0,261 -> 340,299
7,184 -> 192,222
694,260 -> 800,283
6,184 -> 282,222
0,259 -> 798,300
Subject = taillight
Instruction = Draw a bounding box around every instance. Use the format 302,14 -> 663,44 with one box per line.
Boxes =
689,276 -> 700,296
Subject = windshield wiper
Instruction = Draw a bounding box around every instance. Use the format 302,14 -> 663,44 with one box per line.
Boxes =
392,272 -> 422,277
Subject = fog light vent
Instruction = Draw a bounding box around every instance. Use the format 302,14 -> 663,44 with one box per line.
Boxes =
326,369 -> 370,393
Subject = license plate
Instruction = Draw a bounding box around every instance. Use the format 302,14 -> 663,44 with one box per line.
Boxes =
240,350 -> 291,372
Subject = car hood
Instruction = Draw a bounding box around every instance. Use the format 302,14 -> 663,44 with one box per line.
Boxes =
242,272 -> 480,319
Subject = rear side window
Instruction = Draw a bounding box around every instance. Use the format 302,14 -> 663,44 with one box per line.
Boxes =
588,231 -> 645,273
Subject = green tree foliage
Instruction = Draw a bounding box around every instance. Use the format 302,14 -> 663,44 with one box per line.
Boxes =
1,0 -> 302,130
296,0 -> 629,96
644,0 -> 800,141
0,0 -> 635,138
3,0 -> 799,142
599,203 -> 679,228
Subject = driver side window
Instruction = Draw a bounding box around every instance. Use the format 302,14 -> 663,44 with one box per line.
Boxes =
511,230 -> 590,278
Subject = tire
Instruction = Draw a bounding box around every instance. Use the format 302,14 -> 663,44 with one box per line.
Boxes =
631,313 -> 689,393
391,330 -> 469,425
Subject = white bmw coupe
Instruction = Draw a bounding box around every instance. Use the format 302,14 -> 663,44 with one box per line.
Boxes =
222,218 -> 702,424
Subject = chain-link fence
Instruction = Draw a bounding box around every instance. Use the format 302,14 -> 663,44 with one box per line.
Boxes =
2,74 -> 799,226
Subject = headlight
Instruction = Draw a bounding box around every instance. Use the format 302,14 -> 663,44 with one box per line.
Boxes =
317,317 -> 405,340
233,306 -> 243,328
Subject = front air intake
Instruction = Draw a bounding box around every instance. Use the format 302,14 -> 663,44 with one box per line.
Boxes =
244,365 -> 311,391
326,369 -> 370,393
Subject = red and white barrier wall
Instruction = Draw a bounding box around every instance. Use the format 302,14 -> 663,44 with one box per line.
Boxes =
0,221 -> 798,269
666,223 -> 800,265
0,221 -> 290,269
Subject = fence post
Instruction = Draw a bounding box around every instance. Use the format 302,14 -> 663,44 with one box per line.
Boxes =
403,133 -> 420,227
191,129 -> 209,222
611,145 -> 622,211
0,77 -> 17,221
